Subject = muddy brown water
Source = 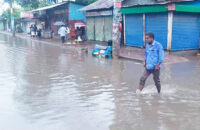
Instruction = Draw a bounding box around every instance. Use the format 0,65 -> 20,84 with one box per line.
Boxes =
0,34 -> 199,130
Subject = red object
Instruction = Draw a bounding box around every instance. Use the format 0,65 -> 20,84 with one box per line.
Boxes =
20,12 -> 34,18
69,20 -> 86,39
115,2 -> 122,8
119,23 -> 122,32
168,4 -> 176,11
66,9 -> 69,13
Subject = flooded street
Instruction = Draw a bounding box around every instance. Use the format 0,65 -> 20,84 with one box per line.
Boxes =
0,34 -> 199,130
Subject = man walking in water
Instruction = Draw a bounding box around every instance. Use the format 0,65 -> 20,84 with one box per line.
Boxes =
58,25 -> 67,44
137,32 -> 164,93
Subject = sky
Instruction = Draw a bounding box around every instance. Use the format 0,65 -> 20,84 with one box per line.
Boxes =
0,0 -> 10,15
0,0 -> 21,15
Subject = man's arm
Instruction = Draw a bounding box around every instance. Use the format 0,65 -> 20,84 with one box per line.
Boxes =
144,50 -> 147,67
155,44 -> 164,70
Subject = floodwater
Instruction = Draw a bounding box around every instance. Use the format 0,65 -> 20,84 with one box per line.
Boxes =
0,34 -> 199,130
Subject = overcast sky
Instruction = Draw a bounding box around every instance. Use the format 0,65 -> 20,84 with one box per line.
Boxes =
0,0 -> 9,15
0,0 -> 21,15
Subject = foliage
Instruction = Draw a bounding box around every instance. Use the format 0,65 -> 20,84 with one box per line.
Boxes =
0,8 -> 21,22
38,1 -> 50,8
5,0 -> 51,11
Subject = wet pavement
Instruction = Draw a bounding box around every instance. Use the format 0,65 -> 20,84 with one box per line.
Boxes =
0,34 -> 200,130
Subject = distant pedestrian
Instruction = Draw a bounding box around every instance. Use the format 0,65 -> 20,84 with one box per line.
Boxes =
37,29 -> 42,39
49,28 -> 54,39
137,32 -> 164,94
58,25 -> 67,43
30,25 -> 35,37
66,26 -> 70,40
34,24 -> 37,37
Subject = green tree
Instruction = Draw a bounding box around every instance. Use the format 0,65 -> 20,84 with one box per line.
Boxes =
38,1 -> 50,8
0,8 -> 21,23
15,0 -> 39,9
4,0 -> 50,11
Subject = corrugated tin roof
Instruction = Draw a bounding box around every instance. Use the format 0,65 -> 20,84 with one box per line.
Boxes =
32,2 -> 67,12
123,0 -> 196,7
79,0 -> 196,11
79,0 -> 113,11
123,0 -> 157,7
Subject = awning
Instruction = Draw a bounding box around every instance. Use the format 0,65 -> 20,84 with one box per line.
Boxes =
121,5 -> 168,14
32,2 -> 67,12
75,22 -> 86,28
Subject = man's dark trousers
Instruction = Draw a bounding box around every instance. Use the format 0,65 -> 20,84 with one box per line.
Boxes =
61,36 -> 65,43
139,69 -> 161,93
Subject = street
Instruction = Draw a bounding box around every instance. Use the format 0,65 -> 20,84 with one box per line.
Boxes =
0,34 -> 200,130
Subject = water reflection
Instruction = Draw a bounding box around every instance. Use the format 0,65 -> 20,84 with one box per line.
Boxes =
0,34 -> 199,130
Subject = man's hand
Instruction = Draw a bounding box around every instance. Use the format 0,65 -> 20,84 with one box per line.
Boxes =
155,63 -> 161,70
143,61 -> 146,68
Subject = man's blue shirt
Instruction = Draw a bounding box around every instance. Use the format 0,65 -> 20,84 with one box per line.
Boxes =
145,40 -> 164,70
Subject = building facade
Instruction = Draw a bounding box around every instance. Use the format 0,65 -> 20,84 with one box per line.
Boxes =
122,0 -> 200,51
80,0 -> 114,42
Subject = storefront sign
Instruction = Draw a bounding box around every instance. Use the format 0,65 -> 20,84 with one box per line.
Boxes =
54,10 -> 66,14
20,12 -> 34,18
168,4 -> 176,11
115,2 -> 122,8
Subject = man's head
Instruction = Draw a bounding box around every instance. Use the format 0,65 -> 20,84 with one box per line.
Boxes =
146,32 -> 154,44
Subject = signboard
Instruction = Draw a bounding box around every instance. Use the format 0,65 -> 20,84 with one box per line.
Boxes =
54,10 -> 66,14
115,2 -> 122,8
85,10 -> 113,17
112,0 -> 124,56
75,22 -> 86,28
20,12 -> 34,18
168,4 -> 176,11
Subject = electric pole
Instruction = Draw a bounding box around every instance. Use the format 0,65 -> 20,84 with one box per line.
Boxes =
112,0 -> 123,57
9,0 -> 15,37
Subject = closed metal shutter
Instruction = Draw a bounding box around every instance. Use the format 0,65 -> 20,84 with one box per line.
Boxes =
86,17 -> 95,40
172,12 -> 200,50
95,17 -> 104,41
125,14 -> 143,47
104,17 -> 113,41
146,13 -> 168,49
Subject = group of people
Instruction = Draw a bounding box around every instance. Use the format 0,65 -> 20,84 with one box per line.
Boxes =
58,25 -> 86,44
30,24 -> 42,38
29,23 -> 86,43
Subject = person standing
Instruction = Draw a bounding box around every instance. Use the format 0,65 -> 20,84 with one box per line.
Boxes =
58,25 -> 67,43
137,32 -> 164,94
30,25 -> 34,37
34,24 -> 37,37
37,29 -> 42,39
66,26 -> 70,41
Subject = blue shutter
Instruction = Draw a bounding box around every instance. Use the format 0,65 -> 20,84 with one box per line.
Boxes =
172,12 -> 200,50
146,13 -> 168,49
125,14 -> 143,47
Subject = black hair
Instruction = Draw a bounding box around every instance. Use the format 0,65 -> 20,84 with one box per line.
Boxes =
146,32 -> 155,39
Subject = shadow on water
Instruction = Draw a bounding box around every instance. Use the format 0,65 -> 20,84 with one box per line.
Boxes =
0,34 -> 199,130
